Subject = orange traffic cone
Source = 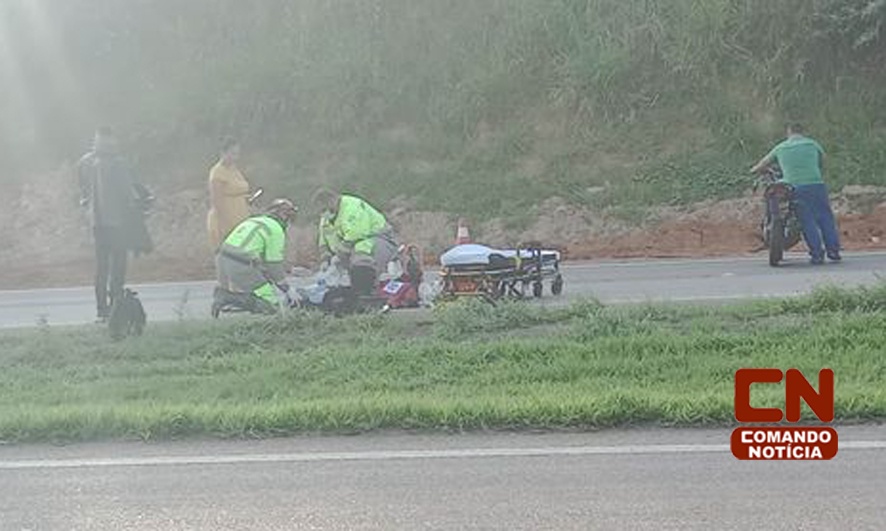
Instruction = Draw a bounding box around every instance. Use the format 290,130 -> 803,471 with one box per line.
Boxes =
455,218 -> 472,245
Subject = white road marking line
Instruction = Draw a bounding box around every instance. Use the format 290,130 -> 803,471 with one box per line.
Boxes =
1,441 -> 884,470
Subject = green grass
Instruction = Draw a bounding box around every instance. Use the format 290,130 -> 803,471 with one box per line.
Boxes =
2,284 -> 886,444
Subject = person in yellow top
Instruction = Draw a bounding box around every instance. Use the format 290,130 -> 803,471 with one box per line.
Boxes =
207,138 -> 253,250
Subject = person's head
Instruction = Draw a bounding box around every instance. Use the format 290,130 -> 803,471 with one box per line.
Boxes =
786,121 -> 805,137
220,137 -> 240,165
93,126 -> 118,153
265,198 -> 298,228
311,188 -> 341,216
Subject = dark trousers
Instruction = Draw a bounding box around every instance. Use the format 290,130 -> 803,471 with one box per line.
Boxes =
350,265 -> 377,297
793,183 -> 841,260
94,226 -> 129,316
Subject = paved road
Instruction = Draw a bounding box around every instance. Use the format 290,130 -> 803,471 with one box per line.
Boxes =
2,426 -> 884,530
2,251 -> 886,328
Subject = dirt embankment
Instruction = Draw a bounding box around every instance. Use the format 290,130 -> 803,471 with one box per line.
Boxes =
2,168 -> 885,290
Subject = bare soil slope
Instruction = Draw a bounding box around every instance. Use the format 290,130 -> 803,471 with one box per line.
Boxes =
3,170 -> 885,290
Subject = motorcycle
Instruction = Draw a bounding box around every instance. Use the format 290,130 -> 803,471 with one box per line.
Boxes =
755,165 -> 802,266
297,245 -> 426,316
376,244 -> 424,310
292,257 -> 387,317
212,246 -> 423,319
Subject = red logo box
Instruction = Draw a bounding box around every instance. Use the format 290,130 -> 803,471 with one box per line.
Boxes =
732,369 -> 837,461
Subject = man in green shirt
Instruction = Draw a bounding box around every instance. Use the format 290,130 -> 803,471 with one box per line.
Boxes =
750,123 -> 842,264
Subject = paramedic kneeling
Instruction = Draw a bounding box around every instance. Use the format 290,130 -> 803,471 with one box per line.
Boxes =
214,198 -> 298,313
750,122 -> 842,265
312,188 -> 398,296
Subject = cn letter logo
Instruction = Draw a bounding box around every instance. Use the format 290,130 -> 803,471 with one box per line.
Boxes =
731,368 -> 838,461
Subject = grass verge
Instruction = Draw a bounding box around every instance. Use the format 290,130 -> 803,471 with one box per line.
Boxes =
2,283 -> 886,444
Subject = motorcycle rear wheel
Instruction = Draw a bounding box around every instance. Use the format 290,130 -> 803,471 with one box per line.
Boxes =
769,217 -> 785,267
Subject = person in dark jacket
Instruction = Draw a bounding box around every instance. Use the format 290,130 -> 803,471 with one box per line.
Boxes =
77,127 -> 153,321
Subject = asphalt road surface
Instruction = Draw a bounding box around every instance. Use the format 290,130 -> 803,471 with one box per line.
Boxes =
2,251 -> 886,328
2,426 -> 885,530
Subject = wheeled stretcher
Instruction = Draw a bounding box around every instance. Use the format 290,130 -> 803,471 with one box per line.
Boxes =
437,244 -> 564,302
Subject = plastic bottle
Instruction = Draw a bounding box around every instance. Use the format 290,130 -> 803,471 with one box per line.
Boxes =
312,277 -> 327,304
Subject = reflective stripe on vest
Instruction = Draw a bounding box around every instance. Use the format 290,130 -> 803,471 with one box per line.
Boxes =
222,217 -> 274,260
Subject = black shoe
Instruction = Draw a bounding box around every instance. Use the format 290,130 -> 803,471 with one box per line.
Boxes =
810,256 -> 825,265
827,251 -> 842,262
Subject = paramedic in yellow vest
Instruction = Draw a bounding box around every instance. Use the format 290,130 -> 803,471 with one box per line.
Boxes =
312,188 -> 398,296
213,199 -> 298,313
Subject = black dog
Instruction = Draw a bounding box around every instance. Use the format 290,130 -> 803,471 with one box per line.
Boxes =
108,288 -> 147,340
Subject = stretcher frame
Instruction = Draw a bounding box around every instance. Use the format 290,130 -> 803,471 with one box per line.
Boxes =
437,246 -> 564,303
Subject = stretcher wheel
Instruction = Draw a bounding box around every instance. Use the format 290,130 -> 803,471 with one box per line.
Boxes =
496,281 -> 507,298
551,275 -> 563,296
532,281 -> 543,298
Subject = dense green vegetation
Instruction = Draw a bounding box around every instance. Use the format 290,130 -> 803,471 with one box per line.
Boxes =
2,283 -> 886,444
2,0 -> 884,221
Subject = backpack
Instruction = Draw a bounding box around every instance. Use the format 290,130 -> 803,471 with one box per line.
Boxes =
108,288 -> 147,340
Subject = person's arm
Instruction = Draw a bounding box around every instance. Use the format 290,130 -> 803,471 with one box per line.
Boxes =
209,171 -> 226,207
263,261 -> 288,285
235,170 -> 252,198
331,214 -> 357,264
318,216 -> 345,258
76,154 -> 93,206
750,148 -> 777,175
125,162 -> 153,206
261,229 -> 289,288
133,179 -> 152,201
116,161 -> 150,215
